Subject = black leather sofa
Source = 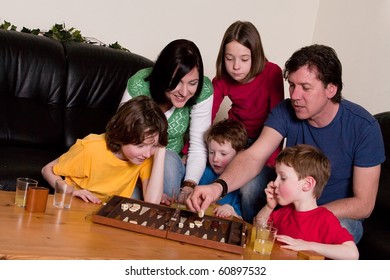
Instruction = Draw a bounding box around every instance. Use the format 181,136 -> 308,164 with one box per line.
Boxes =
357,111 -> 390,259
0,30 -> 153,191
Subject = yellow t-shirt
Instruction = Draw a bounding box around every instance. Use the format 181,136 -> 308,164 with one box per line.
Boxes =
53,134 -> 153,200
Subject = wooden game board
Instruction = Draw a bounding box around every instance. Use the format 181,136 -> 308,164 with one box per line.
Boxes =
92,195 -> 248,254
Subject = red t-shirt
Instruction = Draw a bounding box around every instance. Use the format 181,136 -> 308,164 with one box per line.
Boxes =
270,204 -> 354,244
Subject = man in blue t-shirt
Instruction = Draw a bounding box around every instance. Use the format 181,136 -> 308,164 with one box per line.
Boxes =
189,44 -> 385,243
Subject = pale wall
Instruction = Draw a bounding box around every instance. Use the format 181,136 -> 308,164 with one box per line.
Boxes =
2,0 -> 389,118
313,0 -> 390,115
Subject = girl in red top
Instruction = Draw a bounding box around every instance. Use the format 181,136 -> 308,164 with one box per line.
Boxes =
211,20 -> 284,222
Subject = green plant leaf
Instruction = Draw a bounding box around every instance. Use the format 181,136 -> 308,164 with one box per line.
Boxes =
1,20 -> 128,51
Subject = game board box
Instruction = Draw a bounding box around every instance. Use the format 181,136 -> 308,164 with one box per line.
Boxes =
92,195 -> 248,254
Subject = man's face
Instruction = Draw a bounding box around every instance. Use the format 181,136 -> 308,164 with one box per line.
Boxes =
287,65 -> 337,127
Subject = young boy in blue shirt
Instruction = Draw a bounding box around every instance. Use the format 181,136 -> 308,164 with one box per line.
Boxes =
199,119 -> 247,218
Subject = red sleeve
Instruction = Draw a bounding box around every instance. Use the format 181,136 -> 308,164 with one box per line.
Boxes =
181,142 -> 189,155
265,65 -> 285,167
268,65 -> 285,112
211,78 -> 226,122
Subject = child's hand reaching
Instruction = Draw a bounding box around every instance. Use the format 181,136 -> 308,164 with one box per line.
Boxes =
264,181 -> 278,209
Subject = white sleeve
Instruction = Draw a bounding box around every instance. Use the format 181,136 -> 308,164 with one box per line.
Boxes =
184,95 -> 213,183
119,88 -> 133,106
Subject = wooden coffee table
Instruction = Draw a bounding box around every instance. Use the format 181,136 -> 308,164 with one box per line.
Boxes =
0,190 -> 323,260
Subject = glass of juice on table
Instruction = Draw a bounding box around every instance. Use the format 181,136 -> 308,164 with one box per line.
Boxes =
15,177 -> 38,207
253,225 -> 277,255
250,217 -> 273,249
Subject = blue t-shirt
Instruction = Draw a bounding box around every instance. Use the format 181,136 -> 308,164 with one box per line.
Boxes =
265,99 -> 385,205
199,165 -> 242,216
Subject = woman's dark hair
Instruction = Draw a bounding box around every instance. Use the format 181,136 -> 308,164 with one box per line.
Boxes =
283,44 -> 343,103
105,96 -> 168,153
215,20 -> 267,83
146,39 -> 204,107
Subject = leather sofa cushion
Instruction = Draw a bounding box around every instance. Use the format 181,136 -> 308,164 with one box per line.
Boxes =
0,96 -> 63,148
63,41 -> 153,148
0,30 -> 65,103
375,111 -> 390,168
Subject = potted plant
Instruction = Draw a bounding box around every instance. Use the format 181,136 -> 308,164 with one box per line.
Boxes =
0,20 -> 128,51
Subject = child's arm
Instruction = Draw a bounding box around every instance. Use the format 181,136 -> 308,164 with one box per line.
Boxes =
277,235 -> 359,260
142,147 -> 166,204
41,158 -> 102,204
41,158 -> 62,188
255,181 -> 278,221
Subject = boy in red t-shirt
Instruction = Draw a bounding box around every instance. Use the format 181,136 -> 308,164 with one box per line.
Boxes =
255,144 -> 359,260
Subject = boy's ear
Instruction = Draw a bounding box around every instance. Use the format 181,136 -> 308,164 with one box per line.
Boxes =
302,176 -> 316,192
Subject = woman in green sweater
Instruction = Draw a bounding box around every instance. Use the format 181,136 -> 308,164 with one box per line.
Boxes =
120,39 -> 213,204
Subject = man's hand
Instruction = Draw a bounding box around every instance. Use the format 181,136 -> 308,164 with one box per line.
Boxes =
186,183 -> 222,213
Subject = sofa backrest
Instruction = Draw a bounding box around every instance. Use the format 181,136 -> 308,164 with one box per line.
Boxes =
0,29 -> 153,189
373,112 -> 390,214
375,112 -> 390,168
0,30 -> 66,150
0,30 -> 154,150
62,41 -> 153,148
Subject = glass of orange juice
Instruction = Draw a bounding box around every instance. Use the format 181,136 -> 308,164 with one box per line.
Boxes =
250,217 -> 273,249
253,225 -> 277,255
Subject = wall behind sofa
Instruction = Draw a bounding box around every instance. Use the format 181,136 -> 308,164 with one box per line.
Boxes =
2,0 -> 389,120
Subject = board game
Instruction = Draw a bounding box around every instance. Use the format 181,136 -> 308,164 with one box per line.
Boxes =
92,195 -> 248,254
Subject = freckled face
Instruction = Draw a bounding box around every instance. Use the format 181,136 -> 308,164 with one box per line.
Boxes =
273,163 -> 304,206
224,40 -> 252,83
208,140 -> 237,175
119,134 -> 159,165
166,67 -> 199,108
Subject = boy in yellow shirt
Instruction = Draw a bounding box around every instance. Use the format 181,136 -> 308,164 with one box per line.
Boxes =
42,96 -> 168,204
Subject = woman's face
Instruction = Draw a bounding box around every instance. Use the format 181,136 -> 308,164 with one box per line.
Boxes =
224,40 -> 252,83
165,67 -> 199,108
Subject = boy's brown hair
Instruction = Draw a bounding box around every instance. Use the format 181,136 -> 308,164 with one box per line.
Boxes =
205,119 -> 247,152
105,96 -> 168,153
276,144 -> 331,199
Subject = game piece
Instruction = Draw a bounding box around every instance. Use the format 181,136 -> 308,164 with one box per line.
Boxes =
121,203 -> 129,211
